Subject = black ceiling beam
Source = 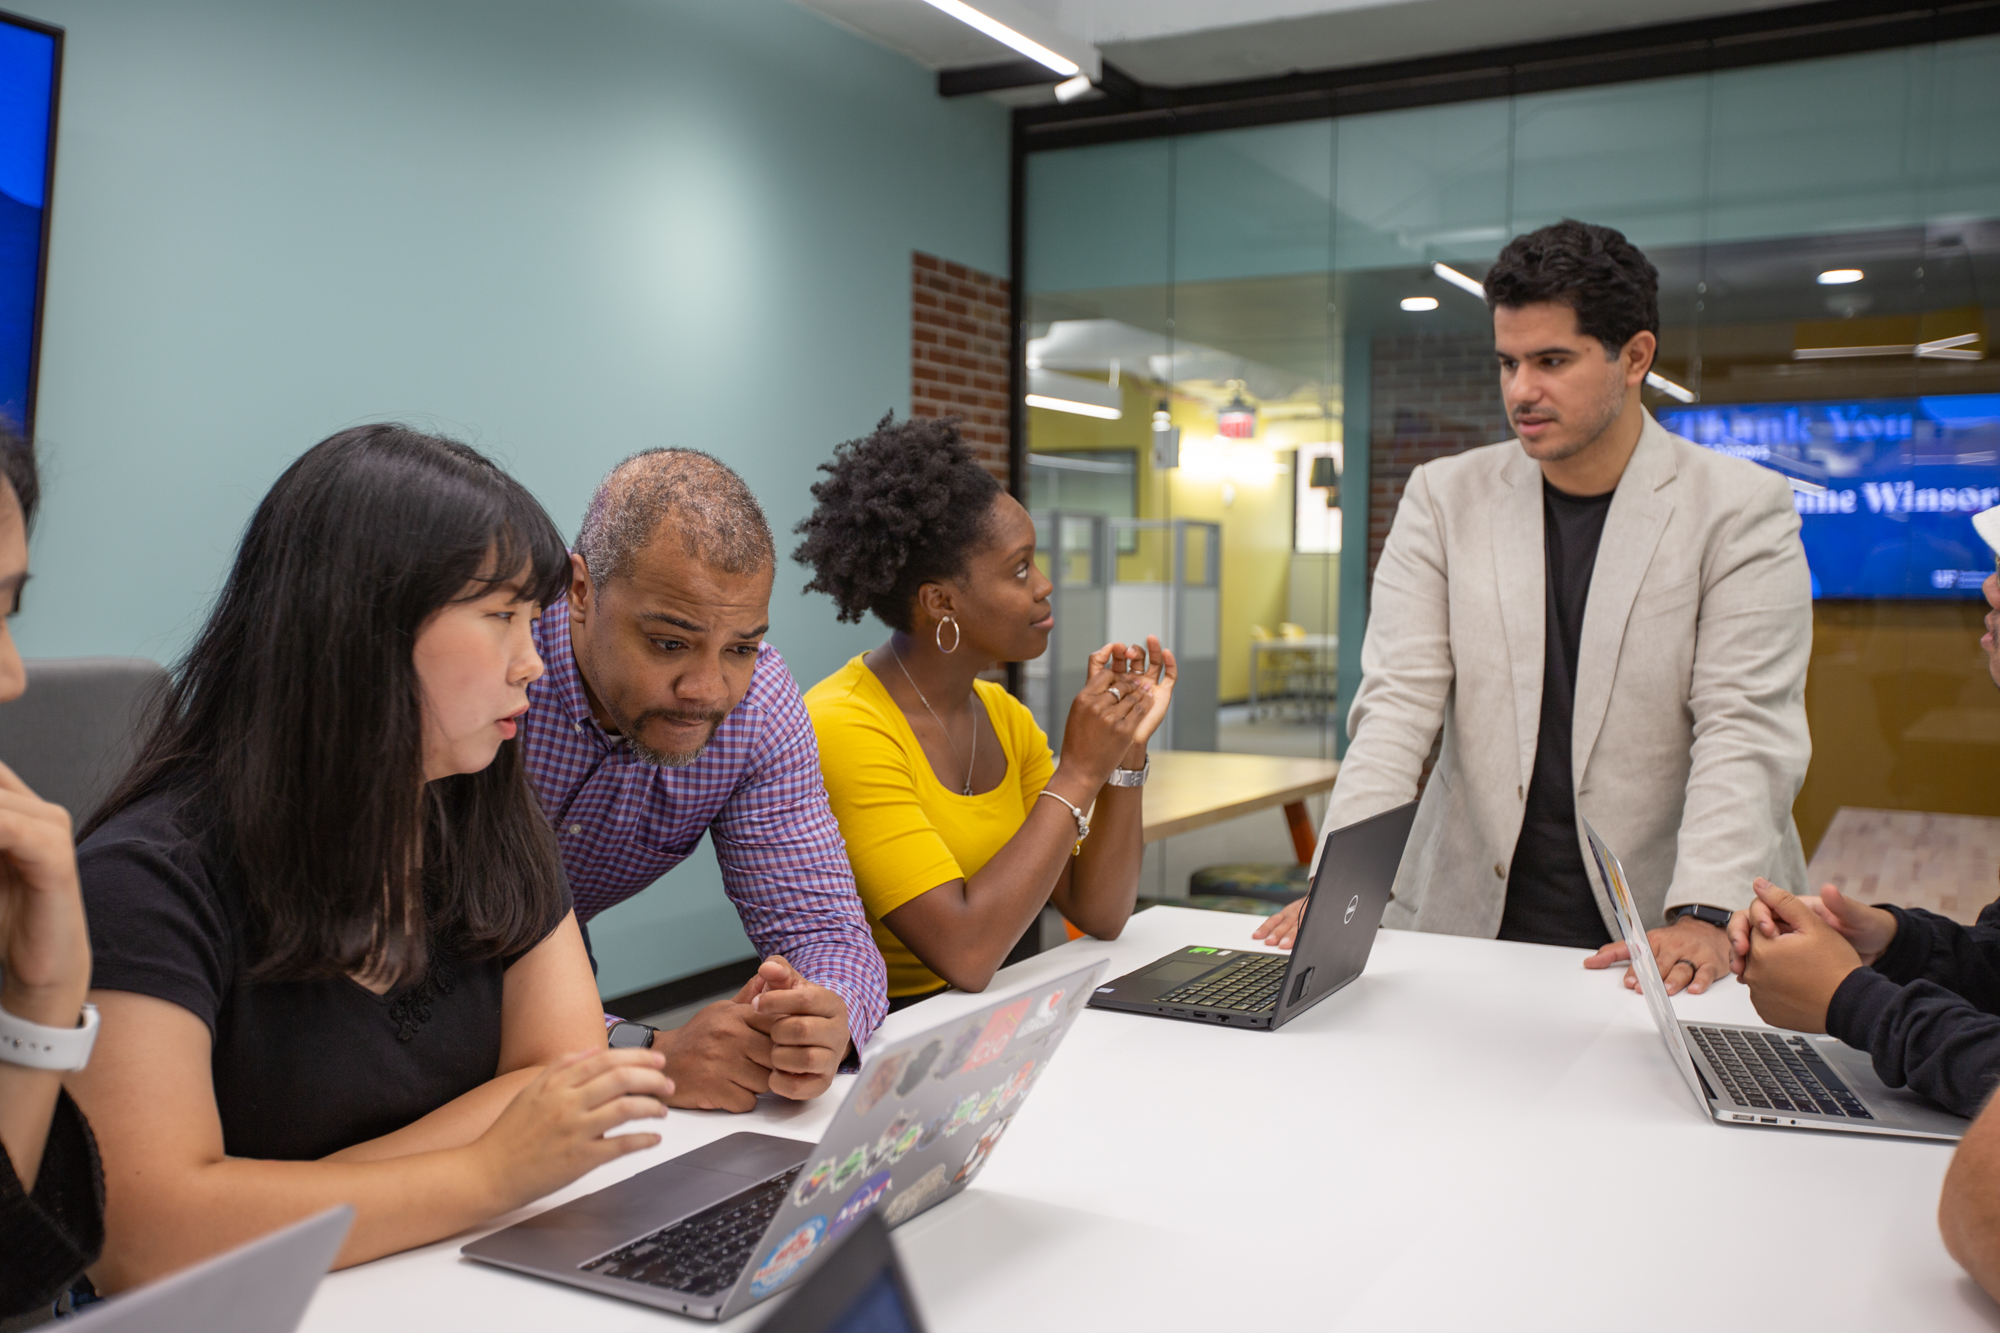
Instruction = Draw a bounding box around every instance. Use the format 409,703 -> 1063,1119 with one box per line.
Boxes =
939,59 -> 1063,97
1014,0 -> 2000,150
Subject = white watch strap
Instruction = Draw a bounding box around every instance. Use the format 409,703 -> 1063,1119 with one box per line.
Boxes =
0,1000 -> 100,1071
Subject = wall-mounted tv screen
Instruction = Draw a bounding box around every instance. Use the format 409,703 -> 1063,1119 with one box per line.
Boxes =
0,12 -> 60,435
1660,395 -> 2000,600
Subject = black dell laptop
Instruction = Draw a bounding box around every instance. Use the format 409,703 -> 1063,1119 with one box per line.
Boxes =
1088,800 -> 1417,1030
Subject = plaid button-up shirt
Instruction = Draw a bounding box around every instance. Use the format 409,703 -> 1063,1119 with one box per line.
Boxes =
521,600 -> 887,1048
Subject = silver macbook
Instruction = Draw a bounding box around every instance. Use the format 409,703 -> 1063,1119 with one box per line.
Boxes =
1584,818 -> 1964,1141
68,1205 -> 350,1332
463,960 -> 1106,1321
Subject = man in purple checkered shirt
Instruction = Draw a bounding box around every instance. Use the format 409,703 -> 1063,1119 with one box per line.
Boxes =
520,450 -> 886,1113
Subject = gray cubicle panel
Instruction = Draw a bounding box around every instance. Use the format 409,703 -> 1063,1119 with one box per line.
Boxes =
0,657 -> 168,822
1027,510 -> 1108,755
1104,518 -> 1218,753
1028,512 -> 1220,754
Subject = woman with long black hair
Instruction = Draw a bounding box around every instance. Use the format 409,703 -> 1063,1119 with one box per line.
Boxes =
68,425 -> 672,1288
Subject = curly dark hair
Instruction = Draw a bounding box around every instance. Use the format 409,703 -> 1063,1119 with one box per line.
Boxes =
793,413 -> 1003,632
1484,219 -> 1659,363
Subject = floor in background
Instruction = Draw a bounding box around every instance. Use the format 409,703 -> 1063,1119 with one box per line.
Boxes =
1216,702 -> 1340,761
1806,806 -> 2000,925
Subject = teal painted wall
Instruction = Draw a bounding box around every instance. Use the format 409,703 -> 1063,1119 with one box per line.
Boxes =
15,0 -> 1009,999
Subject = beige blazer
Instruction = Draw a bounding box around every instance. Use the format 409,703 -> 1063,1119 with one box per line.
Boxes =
1323,411 -> 1813,936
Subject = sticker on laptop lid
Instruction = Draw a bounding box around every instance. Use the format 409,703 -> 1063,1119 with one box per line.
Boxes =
791,1156 -> 836,1208
749,1217 -> 825,1297
896,1039 -> 943,1095
916,1111 -> 948,1152
882,1164 -> 949,1226
868,1110 -> 915,1169
954,1114 -> 1015,1185
999,1059 -> 1036,1108
831,1145 -> 868,1190
934,1017 -> 985,1081
855,1050 -> 909,1116
943,1091 -> 981,1136
828,1171 -> 894,1240
1014,989 -> 1064,1039
958,997 -> 1031,1074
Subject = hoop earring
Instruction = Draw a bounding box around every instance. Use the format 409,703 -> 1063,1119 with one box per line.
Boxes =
935,615 -> 961,654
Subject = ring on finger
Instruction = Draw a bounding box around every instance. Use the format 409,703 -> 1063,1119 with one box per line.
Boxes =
1107,685 -> 1121,701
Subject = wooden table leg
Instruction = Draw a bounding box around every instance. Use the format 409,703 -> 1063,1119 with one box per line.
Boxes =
1284,800 -> 1316,865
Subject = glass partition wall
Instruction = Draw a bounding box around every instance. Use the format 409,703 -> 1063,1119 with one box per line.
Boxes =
1023,36 -> 2000,895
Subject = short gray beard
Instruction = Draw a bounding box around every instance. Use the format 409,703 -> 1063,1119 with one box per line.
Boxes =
611,708 -> 726,768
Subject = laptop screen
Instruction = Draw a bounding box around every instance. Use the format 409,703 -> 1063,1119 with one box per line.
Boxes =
823,1269 -> 922,1333
1580,819 -> 1711,1112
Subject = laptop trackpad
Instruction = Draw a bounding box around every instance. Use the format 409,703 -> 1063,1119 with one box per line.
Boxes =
463,1132 -> 812,1267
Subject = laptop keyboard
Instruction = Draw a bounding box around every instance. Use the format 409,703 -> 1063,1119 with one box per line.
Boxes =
580,1165 -> 802,1297
1160,953 -> 1289,1012
1688,1027 -> 1873,1120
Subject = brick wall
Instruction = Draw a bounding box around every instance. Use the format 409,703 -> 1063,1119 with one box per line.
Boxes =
912,252 -> 1010,480
1367,332 -> 1511,586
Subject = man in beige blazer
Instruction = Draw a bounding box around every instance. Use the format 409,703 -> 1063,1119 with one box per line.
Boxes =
1256,219 -> 1812,995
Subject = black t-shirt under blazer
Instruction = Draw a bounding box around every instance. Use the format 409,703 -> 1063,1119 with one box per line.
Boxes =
77,790 -> 568,1162
1498,478 -> 1617,950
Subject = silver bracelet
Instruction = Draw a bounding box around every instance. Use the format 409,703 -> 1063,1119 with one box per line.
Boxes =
1106,758 -> 1150,788
0,999 -> 99,1071
1035,789 -> 1090,855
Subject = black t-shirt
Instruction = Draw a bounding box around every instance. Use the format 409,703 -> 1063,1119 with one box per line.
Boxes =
1498,479 -> 1616,950
77,790 -> 569,1162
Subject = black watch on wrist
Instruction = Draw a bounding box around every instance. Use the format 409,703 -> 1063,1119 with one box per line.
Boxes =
607,1020 -> 657,1050
1671,903 -> 1732,931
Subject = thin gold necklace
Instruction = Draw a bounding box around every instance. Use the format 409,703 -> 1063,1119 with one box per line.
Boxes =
891,647 -> 978,795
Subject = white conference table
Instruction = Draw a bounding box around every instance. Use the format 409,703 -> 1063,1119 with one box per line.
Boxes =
299,907 -> 1997,1332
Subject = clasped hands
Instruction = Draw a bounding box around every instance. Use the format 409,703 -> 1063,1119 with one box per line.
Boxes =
658,955 -> 852,1113
1722,879 -> 1895,1032
1584,879 -> 1891,1027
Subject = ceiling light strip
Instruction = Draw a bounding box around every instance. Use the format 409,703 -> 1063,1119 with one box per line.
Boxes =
919,0 -> 1080,76
1025,393 -> 1121,420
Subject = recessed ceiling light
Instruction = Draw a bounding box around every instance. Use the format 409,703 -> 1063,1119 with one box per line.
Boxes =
1401,296 -> 1439,311
1817,269 -> 1864,285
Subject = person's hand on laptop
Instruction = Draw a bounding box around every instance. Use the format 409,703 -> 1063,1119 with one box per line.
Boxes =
472,1047 -> 672,1210
1250,897 -> 1305,951
740,955 -> 852,1102
1737,879 -> 1868,1032
1727,879 -> 1897,977
1583,912 -> 1731,996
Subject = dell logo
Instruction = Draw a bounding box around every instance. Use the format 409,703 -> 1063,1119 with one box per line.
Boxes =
1343,894 -> 1360,924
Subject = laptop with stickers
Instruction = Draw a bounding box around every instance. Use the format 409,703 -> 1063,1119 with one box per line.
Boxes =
1582,817 -> 1964,1141
462,960 -> 1106,1320
1088,799 -> 1417,1030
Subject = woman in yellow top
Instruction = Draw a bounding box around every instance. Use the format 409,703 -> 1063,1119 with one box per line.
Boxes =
795,415 -> 1175,1007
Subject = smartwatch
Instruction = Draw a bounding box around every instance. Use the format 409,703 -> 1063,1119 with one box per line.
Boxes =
1671,903 -> 1733,932
0,1000 -> 100,1071
607,1020 -> 657,1050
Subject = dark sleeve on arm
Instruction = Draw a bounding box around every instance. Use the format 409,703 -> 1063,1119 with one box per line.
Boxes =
78,817 -> 233,1035
1869,903 -> 2000,1009
1826,967 -> 2000,1119
0,1091 -> 105,1317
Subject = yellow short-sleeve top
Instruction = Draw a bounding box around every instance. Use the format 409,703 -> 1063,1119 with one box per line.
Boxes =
804,656 -> 1055,998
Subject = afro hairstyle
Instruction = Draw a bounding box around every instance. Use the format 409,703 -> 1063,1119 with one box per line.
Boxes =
792,413 -> 1004,633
